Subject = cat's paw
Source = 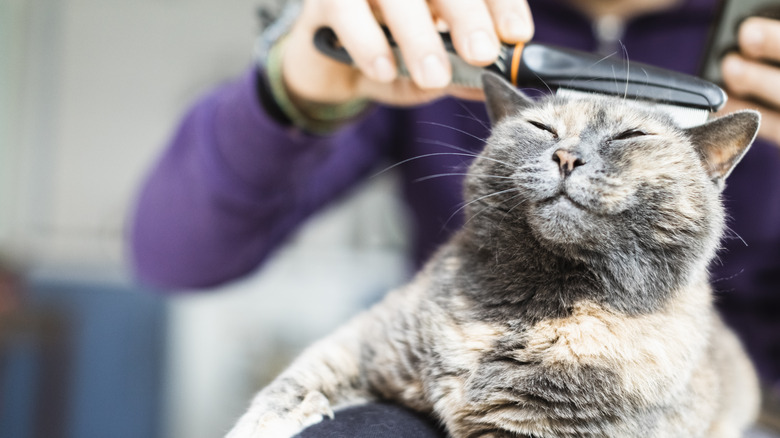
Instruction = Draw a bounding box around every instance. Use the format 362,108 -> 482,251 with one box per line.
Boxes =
224,391 -> 334,438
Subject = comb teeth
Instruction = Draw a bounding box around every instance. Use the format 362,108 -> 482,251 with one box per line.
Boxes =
389,48 -> 488,89
556,88 -> 710,128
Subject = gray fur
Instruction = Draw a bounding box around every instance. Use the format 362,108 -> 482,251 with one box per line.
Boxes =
225,73 -> 761,438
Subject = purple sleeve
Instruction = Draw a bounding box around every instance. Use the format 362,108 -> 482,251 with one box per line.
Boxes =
129,67 -> 396,289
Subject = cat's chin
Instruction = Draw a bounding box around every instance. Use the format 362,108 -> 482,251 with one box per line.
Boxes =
528,195 -> 595,245
539,194 -> 589,216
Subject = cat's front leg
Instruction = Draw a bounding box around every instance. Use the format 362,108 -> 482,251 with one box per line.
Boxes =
224,316 -> 373,438
225,386 -> 334,438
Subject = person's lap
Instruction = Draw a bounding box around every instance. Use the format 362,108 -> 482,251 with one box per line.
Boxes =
295,402 -> 444,437
296,402 -> 780,437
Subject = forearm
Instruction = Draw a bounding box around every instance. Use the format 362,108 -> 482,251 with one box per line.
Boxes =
129,67 -> 393,289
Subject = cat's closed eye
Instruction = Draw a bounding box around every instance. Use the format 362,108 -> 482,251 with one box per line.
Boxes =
611,129 -> 650,141
528,120 -> 558,138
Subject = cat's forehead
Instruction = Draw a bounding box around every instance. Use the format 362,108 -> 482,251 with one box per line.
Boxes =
520,96 -> 675,134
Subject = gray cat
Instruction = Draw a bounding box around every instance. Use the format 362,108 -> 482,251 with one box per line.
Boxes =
226,73 -> 761,438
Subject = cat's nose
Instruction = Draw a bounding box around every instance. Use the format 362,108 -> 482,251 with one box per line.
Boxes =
553,149 -> 585,176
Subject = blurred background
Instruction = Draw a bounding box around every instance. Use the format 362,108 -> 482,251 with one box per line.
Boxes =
0,0 -> 411,437
4,1 -> 780,438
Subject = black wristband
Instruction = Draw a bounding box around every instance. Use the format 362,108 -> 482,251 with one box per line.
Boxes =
255,68 -> 293,127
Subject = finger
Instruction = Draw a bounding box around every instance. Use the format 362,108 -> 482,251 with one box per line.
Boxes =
722,53 -> 780,109
377,0 -> 452,89
738,17 -> 780,64
720,96 -> 780,146
322,0 -> 397,83
429,0 -> 500,66
485,0 -> 534,43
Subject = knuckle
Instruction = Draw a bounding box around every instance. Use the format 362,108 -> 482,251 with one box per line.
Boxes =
400,28 -> 444,51
486,0 -> 532,41
724,56 -> 761,96
487,0 -> 525,16
754,39 -> 770,58
435,0 -> 487,20
742,64 -> 760,88
722,62 -> 743,93
486,0 -> 510,10
766,33 -> 780,58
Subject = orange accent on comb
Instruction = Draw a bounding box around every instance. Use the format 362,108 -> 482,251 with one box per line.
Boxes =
510,42 -> 525,86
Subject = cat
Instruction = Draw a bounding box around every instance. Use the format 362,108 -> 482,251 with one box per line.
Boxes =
225,72 -> 761,438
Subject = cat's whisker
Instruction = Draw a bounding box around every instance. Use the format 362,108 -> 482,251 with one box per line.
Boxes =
514,167 -> 542,175
416,139 -> 516,170
563,51 -> 618,92
415,173 -> 515,183
454,113 -> 487,125
514,176 -> 543,184
505,196 -> 528,215
711,268 -> 745,284
467,204 -> 501,228
526,69 -> 554,96
455,102 -> 491,131
620,41 -> 630,101
416,138 -> 480,155
417,121 -> 488,143
495,193 -> 527,228
371,152 -> 487,178
723,225 -> 748,247
443,187 -> 522,231
462,190 -> 524,228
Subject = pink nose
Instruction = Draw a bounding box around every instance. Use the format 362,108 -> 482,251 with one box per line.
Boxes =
553,149 -> 585,176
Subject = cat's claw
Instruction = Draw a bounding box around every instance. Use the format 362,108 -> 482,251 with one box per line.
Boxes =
225,391 -> 334,438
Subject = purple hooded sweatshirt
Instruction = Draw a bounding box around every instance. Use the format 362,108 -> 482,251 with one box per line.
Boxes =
130,0 -> 780,386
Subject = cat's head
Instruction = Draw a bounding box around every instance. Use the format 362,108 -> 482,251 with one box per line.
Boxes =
466,73 -> 759,296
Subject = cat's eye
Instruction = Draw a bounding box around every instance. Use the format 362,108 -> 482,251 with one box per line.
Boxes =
528,120 -> 558,138
611,129 -> 649,141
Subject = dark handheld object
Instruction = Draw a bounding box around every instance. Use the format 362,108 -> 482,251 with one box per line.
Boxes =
314,26 -> 726,112
700,0 -> 780,84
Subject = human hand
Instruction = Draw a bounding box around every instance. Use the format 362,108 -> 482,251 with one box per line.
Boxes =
281,0 -> 533,108
720,17 -> 780,146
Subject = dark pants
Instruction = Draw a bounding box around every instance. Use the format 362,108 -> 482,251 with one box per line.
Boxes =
295,403 -> 445,437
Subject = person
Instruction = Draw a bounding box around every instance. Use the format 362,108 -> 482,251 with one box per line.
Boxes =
130,0 -> 780,435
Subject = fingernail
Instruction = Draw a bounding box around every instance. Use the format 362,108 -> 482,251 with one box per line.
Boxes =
468,30 -> 499,63
500,13 -> 527,41
723,55 -> 745,78
419,54 -> 449,88
372,55 -> 395,82
741,22 -> 764,50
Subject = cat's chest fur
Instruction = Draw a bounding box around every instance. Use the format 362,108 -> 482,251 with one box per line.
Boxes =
408,275 -> 714,436
439,277 -> 707,384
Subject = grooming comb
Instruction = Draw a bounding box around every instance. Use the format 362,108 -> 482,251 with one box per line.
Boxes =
313,26 -> 726,128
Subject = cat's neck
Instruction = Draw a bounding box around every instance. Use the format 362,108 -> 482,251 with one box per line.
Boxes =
450,219 -> 700,322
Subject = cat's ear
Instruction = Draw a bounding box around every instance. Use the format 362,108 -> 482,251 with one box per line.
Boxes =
482,72 -> 533,125
684,110 -> 760,187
